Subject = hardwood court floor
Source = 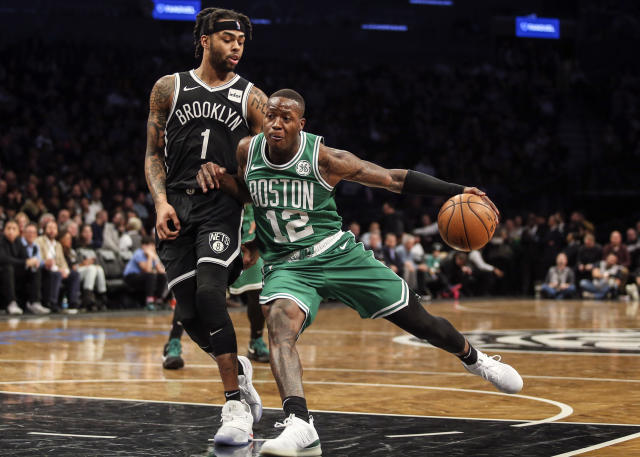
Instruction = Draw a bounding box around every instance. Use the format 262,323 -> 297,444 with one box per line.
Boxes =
1,298 -> 639,456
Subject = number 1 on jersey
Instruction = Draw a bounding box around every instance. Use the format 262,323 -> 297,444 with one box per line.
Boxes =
200,129 -> 210,159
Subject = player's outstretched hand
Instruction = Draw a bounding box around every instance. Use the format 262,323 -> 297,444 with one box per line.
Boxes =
197,162 -> 227,193
463,186 -> 500,222
156,201 -> 181,240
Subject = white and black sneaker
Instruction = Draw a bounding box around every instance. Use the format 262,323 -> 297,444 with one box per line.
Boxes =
7,301 -> 23,315
26,302 -> 51,315
238,355 -> 262,423
260,414 -> 322,456
463,351 -> 523,394
214,399 -> 254,446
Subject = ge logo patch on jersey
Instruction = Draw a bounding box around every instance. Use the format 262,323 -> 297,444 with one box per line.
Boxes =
209,232 -> 230,254
296,160 -> 311,176
228,88 -> 243,103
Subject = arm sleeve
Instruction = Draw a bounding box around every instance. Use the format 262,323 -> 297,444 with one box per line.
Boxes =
468,250 -> 494,272
413,221 -> 439,236
402,170 -> 465,197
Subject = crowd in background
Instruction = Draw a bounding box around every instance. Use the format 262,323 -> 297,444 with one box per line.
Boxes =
1,25 -> 639,313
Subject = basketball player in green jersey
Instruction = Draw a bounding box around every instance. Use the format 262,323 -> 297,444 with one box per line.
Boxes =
197,89 -> 522,456
228,203 -> 269,362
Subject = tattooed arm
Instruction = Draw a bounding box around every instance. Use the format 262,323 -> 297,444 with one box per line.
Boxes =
246,85 -> 268,135
145,75 -> 181,240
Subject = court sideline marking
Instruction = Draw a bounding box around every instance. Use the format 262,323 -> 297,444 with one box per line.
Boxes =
551,431 -> 640,457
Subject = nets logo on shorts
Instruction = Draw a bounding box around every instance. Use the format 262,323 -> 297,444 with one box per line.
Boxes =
295,160 -> 311,176
393,329 -> 640,354
209,232 -> 230,254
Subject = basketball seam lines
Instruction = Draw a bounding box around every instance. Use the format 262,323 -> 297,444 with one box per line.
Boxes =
459,195 -> 471,251
443,200 -> 456,243
467,201 -> 493,211
466,201 -> 491,240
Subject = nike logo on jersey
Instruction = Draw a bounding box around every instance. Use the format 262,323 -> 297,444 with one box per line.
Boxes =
183,86 -> 200,91
339,242 -> 348,250
250,164 -> 264,171
210,328 -> 223,336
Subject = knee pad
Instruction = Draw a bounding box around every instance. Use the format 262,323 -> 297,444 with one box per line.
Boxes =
196,264 -> 237,356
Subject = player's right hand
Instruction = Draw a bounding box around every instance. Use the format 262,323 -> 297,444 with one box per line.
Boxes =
156,201 -> 181,240
197,162 -> 227,193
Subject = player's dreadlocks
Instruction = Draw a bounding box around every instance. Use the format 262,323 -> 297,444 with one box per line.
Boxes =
193,8 -> 252,58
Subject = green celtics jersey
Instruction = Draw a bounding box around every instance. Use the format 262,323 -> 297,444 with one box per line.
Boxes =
241,203 -> 256,243
244,131 -> 342,264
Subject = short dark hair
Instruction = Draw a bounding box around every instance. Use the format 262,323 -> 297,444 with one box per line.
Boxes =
270,89 -> 305,116
141,235 -> 155,246
194,8 -> 252,58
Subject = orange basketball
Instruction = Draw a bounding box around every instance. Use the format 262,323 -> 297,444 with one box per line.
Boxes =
437,193 -> 497,251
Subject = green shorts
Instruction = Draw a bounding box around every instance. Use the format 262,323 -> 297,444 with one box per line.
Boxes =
229,257 -> 264,295
259,232 -> 410,336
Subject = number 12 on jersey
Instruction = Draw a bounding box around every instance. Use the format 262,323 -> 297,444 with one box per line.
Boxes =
266,209 -> 314,243
201,129 -> 210,159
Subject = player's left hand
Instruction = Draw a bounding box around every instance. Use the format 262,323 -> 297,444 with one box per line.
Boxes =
197,162 -> 227,193
241,242 -> 260,269
463,187 -> 500,222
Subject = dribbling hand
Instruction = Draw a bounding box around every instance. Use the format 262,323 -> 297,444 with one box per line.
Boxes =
156,201 -> 181,240
463,187 -> 500,222
241,243 -> 260,269
197,162 -> 227,193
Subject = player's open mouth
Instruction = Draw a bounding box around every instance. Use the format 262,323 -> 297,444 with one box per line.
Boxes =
269,134 -> 284,142
228,56 -> 239,65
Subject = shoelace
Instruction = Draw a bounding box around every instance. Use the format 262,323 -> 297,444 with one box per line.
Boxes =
274,415 -> 296,429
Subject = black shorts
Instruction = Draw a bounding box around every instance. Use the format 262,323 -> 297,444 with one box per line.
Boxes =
157,189 -> 243,290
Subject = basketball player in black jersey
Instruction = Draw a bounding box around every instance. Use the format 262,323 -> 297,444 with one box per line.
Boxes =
144,7 -> 267,445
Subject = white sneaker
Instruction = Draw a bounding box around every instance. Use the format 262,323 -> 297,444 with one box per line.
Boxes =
26,302 -> 51,315
260,414 -> 322,456
463,351 -> 523,394
238,355 -> 262,423
7,301 -> 23,315
214,400 -> 254,446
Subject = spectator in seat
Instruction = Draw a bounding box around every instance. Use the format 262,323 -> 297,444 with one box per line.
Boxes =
368,231 -> 384,262
541,252 -> 576,299
440,251 -> 474,299
603,230 -> 630,268
577,233 -> 603,281
468,249 -> 504,295
0,220 -> 44,314
123,236 -> 167,310
36,220 -> 80,312
61,225 -> 107,311
91,209 -> 108,249
380,202 -> 404,237
102,210 -> 125,252
361,221 -> 380,249
626,228 -> 640,271
580,253 -> 624,300
383,232 -> 403,275
119,216 -> 143,259
397,233 -> 421,291
347,221 -> 361,243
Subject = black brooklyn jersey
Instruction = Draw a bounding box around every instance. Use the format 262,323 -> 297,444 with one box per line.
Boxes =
164,70 -> 253,190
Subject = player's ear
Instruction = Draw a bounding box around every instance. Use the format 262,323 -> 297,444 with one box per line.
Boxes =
299,117 -> 306,130
200,35 -> 209,51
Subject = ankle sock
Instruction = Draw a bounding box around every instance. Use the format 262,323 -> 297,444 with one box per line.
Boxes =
224,389 -> 241,402
458,344 -> 478,365
283,396 -> 309,423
